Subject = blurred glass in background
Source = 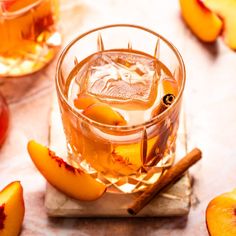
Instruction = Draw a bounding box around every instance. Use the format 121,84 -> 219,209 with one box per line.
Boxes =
0,0 -> 61,77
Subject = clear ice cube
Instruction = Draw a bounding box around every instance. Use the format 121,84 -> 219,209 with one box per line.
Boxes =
78,51 -> 160,107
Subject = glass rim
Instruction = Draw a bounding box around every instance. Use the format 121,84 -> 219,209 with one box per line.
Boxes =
55,24 -> 186,131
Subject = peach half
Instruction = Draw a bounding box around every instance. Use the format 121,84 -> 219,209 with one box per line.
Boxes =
27,140 -> 106,201
179,0 -> 223,42
206,189 -> 236,236
0,181 -> 25,236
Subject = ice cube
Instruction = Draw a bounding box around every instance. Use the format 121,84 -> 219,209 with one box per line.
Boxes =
78,51 -> 160,108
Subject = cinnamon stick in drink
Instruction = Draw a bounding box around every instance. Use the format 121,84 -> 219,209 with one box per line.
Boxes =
146,94 -> 175,165
127,148 -> 202,215
154,77 -> 179,150
151,94 -> 175,118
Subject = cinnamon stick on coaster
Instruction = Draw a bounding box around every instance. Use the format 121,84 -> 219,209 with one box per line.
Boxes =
127,148 -> 202,215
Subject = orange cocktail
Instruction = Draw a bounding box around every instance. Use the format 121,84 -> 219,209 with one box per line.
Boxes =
56,25 -> 185,193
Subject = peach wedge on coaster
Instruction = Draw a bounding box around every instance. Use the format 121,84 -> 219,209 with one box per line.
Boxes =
0,181 -> 25,236
27,140 -> 106,201
206,189 -> 236,236
179,0 -> 223,42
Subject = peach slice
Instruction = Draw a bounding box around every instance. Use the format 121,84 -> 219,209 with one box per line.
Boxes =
206,189 -> 236,236
27,140 -> 106,201
83,103 -> 127,126
0,181 -> 25,236
109,153 -> 138,176
81,135 -> 136,176
113,143 -> 143,168
179,0 -> 223,42
205,0 -> 236,49
74,94 -> 100,110
113,136 -> 158,168
81,135 -> 111,173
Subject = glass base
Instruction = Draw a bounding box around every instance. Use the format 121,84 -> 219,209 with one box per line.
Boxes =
68,152 -> 174,194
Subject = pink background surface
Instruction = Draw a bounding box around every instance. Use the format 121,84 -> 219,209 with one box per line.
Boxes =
0,0 -> 236,235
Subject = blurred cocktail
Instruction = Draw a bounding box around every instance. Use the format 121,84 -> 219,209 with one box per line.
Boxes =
0,0 -> 61,77
56,25 -> 185,193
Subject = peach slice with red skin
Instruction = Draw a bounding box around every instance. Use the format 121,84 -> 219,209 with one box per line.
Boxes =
74,93 -> 127,125
27,140 -> 106,201
0,181 -> 25,236
74,94 -> 100,110
83,103 -> 127,126
206,189 -> 236,236
179,0 -> 223,42
205,0 -> 236,50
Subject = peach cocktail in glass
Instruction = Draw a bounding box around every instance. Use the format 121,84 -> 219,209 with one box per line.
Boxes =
56,25 -> 185,194
0,0 -> 61,77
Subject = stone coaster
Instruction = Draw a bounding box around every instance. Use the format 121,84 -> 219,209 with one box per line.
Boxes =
45,96 -> 191,217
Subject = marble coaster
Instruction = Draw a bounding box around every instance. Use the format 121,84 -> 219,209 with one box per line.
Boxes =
45,96 -> 191,217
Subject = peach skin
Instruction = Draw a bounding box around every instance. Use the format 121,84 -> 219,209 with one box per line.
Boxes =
0,181 -> 25,236
205,0 -> 236,50
179,0 -> 223,42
